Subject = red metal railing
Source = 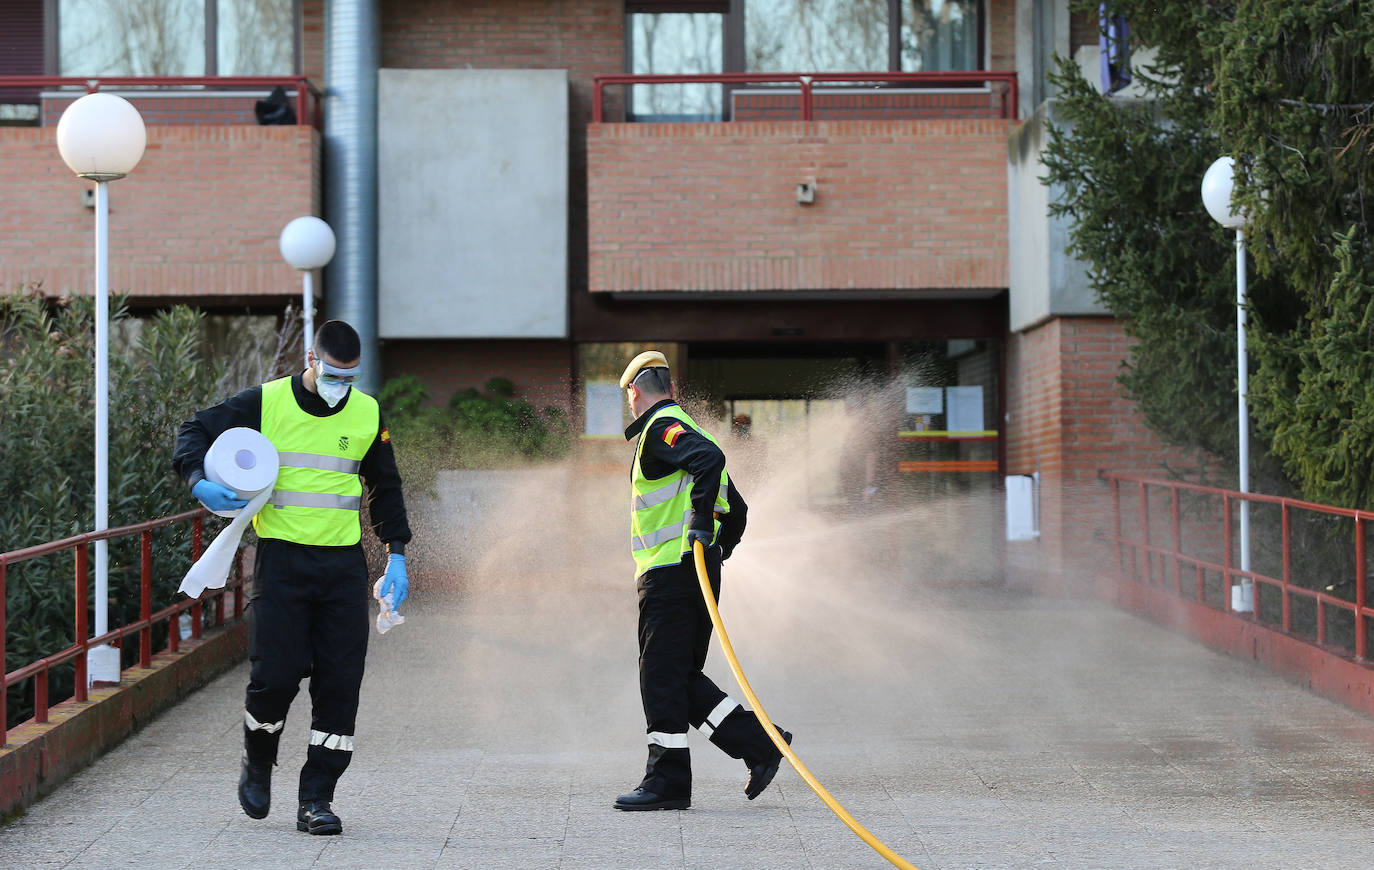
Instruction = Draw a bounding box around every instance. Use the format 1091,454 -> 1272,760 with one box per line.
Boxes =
0,76 -> 322,128
592,71 -> 1019,123
1103,472 -> 1371,660
1,509 -> 248,746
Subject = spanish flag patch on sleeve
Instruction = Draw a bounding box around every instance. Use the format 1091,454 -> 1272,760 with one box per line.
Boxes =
662,422 -> 686,447
380,427 -> 391,443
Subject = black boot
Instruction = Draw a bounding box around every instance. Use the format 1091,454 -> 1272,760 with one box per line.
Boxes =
238,754 -> 272,819
613,787 -> 691,811
745,730 -> 793,800
297,800 -> 343,835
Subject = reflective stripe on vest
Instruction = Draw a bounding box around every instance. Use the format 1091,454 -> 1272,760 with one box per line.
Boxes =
252,376 -> 379,547
277,452 -> 362,474
268,491 -> 363,510
632,507 -> 693,553
630,405 -> 731,576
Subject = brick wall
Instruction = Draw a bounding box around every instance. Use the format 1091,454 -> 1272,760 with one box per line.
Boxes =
302,0 -> 324,85
0,125 -> 318,302
588,118 -> 1009,293
1070,9 -> 1100,55
381,339 -> 573,411
989,0 -> 1015,71
1005,316 -> 1215,587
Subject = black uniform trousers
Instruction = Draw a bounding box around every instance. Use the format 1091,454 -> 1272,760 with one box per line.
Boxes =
243,538 -> 370,803
636,545 -> 777,797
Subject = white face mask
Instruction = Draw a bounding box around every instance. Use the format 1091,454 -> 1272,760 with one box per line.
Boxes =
313,361 -> 352,408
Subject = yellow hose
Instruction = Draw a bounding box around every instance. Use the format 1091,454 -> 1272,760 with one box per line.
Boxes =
692,541 -> 919,870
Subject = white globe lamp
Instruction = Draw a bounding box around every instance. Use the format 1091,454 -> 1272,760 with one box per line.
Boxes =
56,92 -> 147,181
279,217 -> 337,362
1201,154 -> 1253,613
55,91 -> 147,686
1201,156 -> 1245,230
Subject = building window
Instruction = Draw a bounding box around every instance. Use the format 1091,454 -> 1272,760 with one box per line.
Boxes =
629,12 -> 725,121
629,0 -> 983,81
745,0 -> 889,72
56,0 -> 297,77
900,0 -> 980,71
217,0 -> 296,76
60,0 -> 207,75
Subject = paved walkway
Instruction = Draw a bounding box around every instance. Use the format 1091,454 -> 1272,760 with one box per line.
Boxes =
6,516 -> 1374,868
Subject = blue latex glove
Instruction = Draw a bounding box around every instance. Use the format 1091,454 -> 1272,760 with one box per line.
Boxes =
686,529 -> 713,552
380,553 -> 409,610
192,478 -> 248,513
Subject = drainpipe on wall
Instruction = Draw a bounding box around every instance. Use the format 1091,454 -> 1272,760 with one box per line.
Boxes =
324,0 -> 381,393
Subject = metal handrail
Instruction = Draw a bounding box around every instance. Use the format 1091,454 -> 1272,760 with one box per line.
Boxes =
0,76 -> 322,128
1,508 -> 248,746
1101,471 -> 1371,661
592,70 -> 1019,123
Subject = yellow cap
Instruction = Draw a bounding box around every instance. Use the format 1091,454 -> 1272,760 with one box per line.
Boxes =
619,350 -> 669,389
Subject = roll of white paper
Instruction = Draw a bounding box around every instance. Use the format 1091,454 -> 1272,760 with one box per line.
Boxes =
203,427 -> 279,517
179,428 -> 279,598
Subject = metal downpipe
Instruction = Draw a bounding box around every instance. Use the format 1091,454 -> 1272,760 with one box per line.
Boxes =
324,0 -> 381,392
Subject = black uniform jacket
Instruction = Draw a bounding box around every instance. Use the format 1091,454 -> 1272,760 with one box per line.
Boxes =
172,374 -> 412,550
625,399 -> 747,560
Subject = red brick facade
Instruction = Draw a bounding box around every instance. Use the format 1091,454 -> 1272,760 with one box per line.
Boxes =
302,0 -> 325,85
1004,317 -> 1214,587
0,126 -> 319,303
588,118 -> 1009,293
989,0 -> 1016,71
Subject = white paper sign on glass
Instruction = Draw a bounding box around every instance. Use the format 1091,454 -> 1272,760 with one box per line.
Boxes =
906,387 -> 943,415
945,385 -> 985,432
584,383 -> 625,436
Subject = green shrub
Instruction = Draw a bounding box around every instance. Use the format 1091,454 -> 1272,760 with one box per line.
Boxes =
0,289 -> 244,727
379,374 -> 571,488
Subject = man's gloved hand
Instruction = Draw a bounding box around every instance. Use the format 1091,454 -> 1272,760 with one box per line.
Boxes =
686,529 -> 713,552
192,479 -> 249,513
380,553 -> 409,610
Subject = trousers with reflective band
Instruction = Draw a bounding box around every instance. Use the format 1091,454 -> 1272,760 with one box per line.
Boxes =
631,405 -> 730,576
253,376 -> 379,547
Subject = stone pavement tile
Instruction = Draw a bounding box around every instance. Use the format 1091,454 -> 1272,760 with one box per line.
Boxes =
189,829 -> 331,870
433,840 -> 565,870
39,826 -> 225,870
557,844 -> 688,870
311,838 -> 445,870
0,818 -> 93,870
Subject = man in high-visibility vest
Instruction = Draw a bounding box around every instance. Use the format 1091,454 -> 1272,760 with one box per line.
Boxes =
614,350 -> 791,811
172,320 -> 411,835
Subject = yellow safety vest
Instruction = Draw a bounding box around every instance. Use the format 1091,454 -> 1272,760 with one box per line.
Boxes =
630,405 -> 731,576
253,376 -> 379,547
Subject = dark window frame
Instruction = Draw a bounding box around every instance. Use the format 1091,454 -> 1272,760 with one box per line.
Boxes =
46,0 -> 303,77
626,0 -> 987,76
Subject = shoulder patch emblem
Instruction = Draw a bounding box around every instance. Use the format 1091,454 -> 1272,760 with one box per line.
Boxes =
380,427 -> 391,443
338,435 -> 350,452
662,422 -> 686,446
